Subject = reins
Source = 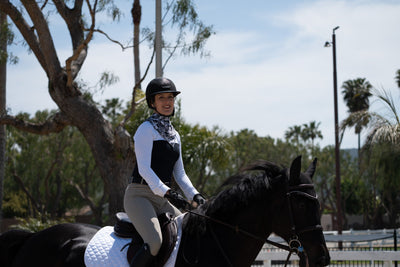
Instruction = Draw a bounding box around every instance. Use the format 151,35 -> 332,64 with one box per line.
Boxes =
184,182 -> 322,267
186,209 -> 291,251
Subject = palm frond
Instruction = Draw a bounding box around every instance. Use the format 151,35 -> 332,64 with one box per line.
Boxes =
373,88 -> 399,124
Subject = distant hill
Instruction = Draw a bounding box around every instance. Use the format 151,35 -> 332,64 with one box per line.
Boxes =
342,148 -> 358,160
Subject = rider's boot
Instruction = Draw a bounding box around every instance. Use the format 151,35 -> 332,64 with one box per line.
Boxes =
129,243 -> 156,267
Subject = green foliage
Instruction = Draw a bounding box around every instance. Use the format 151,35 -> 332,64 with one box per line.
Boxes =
0,16 -> 18,65
285,121 -> 323,156
361,142 -> 400,227
3,87 -> 399,229
10,214 -> 74,232
179,123 -> 230,195
101,97 -> 124,127
4,110 -> 103,219
140,0 -> 215,59
2,191 -> 28,217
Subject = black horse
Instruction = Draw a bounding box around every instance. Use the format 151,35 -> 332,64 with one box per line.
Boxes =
0,156 -> 330,267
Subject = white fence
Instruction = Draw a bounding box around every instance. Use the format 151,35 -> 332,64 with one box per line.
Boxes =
253,229 -> 400,266
254,250 -> 400,267
256,251 -> 400,267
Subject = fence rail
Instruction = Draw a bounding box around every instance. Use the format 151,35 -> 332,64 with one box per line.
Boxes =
252,229 -> 400,266
254,250 -> 400,267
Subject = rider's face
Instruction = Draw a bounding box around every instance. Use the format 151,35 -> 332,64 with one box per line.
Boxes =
152,92 -> 175,116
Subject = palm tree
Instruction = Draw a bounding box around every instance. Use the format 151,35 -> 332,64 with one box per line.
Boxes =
365,89 -> 399,146
302,121 -> 323,153
342,87 -> 399,151
285,125 -> 303,145
341,78 -> 373,155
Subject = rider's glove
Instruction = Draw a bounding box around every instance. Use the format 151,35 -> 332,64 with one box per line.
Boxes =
164,190 -> 189,210
193,193 -> 206,206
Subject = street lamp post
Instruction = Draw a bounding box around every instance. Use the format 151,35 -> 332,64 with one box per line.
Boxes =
325,26 -> 343,238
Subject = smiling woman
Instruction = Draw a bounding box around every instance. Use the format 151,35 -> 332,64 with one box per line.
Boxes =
152,93 -> 176,116
123,77 -> 206,266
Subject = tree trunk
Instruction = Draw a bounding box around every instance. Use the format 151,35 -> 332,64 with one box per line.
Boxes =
0,11 -> 7,229
49,81 -> 134,221
132,0 -> 142,89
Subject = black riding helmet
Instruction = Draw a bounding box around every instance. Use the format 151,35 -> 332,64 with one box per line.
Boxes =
146,77 -> 181,109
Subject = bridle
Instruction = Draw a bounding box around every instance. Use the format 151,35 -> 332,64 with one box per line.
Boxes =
186,182 -> 323,267
282,183 -> 323,265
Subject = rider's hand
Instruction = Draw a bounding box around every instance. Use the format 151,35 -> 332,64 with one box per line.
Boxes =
164,190 -> 189,210
193,193 -> 206,206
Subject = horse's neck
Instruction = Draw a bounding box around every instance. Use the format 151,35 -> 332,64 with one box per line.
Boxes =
209,222 -> 266,266
212,207 -> 270,264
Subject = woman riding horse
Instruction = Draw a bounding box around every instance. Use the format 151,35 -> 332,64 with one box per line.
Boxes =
124,77 -> 205,266
0,157 -> 330,267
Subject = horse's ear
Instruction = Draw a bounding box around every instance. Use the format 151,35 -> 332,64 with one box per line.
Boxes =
304,158 -> 318,179
289,156 -> 302,185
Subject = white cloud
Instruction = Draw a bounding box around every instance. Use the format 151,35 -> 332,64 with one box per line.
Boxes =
6,0 -> 400,150
166,0 -> 400,149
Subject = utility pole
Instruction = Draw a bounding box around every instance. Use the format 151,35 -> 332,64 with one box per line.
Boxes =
155,0 -> 162,77
325,26 -> 342,244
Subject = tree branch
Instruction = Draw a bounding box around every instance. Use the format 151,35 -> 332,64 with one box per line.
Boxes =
120,48 -> 155,127
0,112 -> 71,135
13,173 -> 42,213
91,28 -> 152,51
21,0 -> 62,78
0,1 -> 47,73
69,180 -> 96,209
64,0 -> 97,87
53,0 -> 87,85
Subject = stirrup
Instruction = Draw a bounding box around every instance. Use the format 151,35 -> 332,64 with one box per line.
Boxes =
129,243 -> 155,267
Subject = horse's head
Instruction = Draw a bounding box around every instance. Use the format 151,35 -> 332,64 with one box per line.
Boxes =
273,156 -> 330,267
186,156 -> 330,267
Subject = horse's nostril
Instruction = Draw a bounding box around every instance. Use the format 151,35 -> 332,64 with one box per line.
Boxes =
317,255 -> 330,266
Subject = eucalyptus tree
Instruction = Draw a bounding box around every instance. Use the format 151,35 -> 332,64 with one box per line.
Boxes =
3,110 -> 106,223
0,1 -> 213,219
127,0 -> 215,116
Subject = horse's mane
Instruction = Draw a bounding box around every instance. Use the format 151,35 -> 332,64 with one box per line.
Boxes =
184,160 -> 287,235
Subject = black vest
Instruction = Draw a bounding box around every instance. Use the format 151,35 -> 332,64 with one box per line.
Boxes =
132,140 -> 180,185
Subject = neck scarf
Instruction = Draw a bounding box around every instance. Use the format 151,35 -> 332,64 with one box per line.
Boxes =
147,113 -> 177,143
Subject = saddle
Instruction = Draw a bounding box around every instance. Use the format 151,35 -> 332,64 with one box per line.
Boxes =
114,212 -> 178,267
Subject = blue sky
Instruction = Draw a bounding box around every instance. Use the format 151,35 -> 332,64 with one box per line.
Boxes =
7,0 -> 400,149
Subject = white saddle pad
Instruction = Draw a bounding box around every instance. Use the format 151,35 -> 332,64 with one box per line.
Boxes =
84,214 -> 184,267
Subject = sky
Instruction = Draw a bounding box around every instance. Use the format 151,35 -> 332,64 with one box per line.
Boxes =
6,0 -> 400,149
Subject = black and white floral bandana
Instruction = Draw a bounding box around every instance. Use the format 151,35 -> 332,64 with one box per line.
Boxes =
147,113 -> 177,143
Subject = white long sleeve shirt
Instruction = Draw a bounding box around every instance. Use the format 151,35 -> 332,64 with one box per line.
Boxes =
134,121 -> 199,200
